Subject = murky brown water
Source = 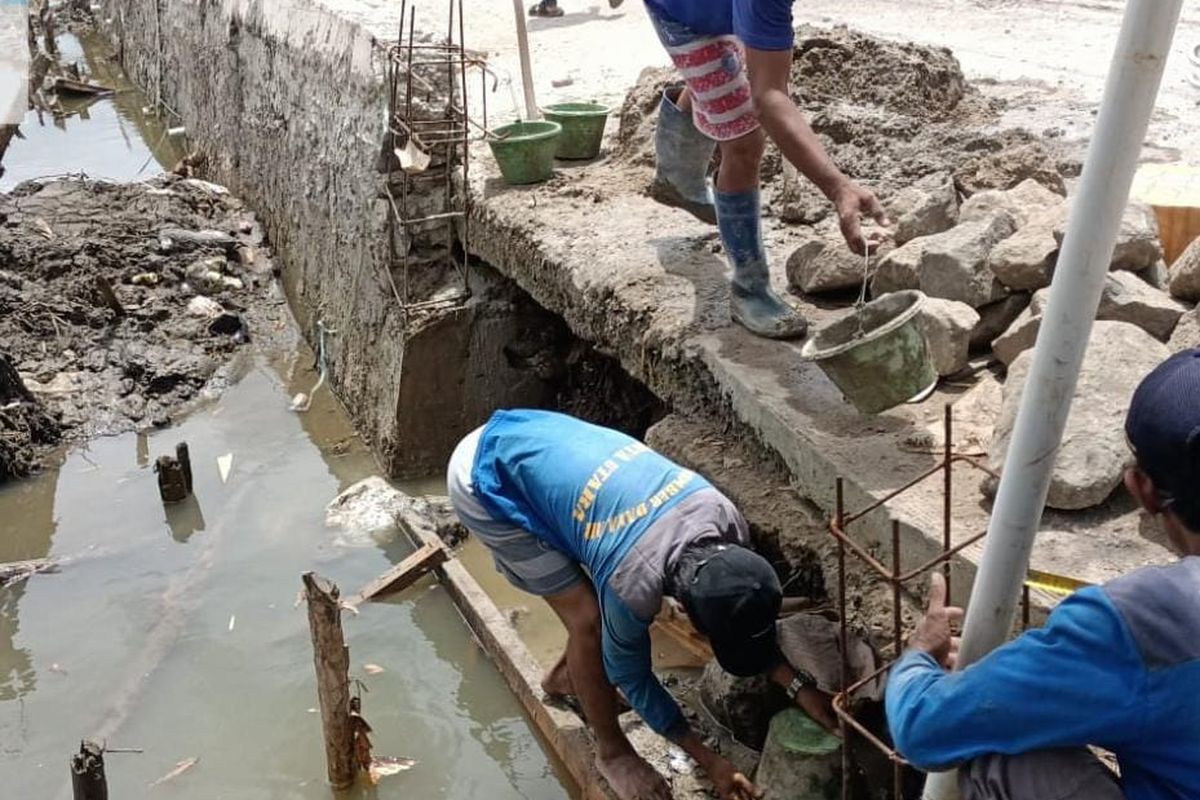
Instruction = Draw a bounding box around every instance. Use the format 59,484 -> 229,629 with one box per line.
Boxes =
0,347 -> 566,798
1,28 -> 186,191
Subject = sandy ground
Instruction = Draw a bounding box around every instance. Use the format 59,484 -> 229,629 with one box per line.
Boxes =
441,0 -> 1199,166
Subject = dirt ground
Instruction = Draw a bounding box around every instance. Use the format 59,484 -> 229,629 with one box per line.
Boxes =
0,176 -> 292,480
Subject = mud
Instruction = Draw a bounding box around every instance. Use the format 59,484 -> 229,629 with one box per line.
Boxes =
0,176 -> 289,479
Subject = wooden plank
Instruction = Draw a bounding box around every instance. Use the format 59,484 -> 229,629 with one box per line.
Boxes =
1131,163 -> 1200,265
347,541 -> 447,606
651,603 -> 713,663
302,572 -> 356,789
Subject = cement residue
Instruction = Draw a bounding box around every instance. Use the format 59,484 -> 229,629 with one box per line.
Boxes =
0,176 -> 290,478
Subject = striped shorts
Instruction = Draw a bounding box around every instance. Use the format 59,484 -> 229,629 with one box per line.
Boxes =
446,427 -> 584,597
646,6 -> 760,142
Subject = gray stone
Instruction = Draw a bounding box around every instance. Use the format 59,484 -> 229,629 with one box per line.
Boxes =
871,238 -> 923,296
917,298 -> 980,376
1144,259 -> 1170,291
1099,271 -> 1186,342
990,321 -> 1169,510
1053,201 -> 1163,272
960,178 -> 1065,229
889,172 -> 959,245
916,210 -> 1017,307
785,236 -> 867,294
970,293 -> 1031,351
1169,308 -> 1200,352
992,303 -> 1042,366
988,218 -> 1058,291
1167,236 -> 1200,302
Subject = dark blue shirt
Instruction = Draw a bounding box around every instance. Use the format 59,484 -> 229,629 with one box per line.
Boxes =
645,0 -> 796,51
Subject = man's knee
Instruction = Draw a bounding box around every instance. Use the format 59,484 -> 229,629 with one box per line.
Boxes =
719,130 -> 765,170
958,748 -> 1124,800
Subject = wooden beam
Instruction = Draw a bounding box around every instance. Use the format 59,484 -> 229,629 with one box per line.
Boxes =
302,572 -> 356,789
347,541 -> 448,606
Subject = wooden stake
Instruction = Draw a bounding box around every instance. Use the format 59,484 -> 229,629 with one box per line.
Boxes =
347,541 -> 448,607
302,572 -> 356,789
70,740 -> 107,800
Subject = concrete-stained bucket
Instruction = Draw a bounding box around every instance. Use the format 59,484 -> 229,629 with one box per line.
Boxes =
800,290 -> 936,415
541,102 -> 610,160
488,120 -> 562,185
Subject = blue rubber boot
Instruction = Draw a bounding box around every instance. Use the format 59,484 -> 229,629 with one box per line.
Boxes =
717,188 -> 809,339
649,89 -> 717,225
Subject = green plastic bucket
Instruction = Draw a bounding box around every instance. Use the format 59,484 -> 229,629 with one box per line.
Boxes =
800,290 -> 937,415
541,102 -> 610,160
488,120 -> 562,185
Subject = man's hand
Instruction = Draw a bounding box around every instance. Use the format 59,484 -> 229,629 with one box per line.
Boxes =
908,572 -> 963,669
794,684 -> 839,734
707,754 -> 763,800
832,181 -> 890,256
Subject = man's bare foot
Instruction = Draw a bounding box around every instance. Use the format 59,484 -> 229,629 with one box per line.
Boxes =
596,751 -> 671,800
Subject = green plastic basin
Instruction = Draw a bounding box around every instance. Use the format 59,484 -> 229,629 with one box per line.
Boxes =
488,121 -> 562,185
542,102 -> 610,160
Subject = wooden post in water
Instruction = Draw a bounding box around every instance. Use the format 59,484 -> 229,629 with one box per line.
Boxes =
302,572 -> 356,789
70,740 -> 107,800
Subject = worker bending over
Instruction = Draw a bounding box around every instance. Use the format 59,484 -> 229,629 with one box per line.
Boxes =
448,409 -> 829,800
887,348 -> 1200,800
644,0 -> 887,339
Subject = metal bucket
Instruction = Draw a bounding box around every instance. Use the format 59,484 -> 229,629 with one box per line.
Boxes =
800,290 -> 937,415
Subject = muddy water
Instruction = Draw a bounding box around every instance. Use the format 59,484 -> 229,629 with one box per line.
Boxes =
0,348 -> 565,798
0,29 -> 186,191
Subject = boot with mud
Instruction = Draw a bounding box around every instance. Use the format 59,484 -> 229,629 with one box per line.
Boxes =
649,88 -> 717,225
717,188 -> 808,339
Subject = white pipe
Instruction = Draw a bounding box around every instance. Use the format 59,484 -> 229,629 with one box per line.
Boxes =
922,2 -> 1183,798
510,0 -> 540,120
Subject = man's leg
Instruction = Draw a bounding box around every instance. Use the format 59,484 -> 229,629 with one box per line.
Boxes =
958,748 -> 1125,800
543,581 -> 670,800
714,127 -> 809,339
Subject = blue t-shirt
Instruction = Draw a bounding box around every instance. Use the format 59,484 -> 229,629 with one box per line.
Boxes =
645,0 -> 796,52
886,558 -> 1200,800
471,409 -> 725,737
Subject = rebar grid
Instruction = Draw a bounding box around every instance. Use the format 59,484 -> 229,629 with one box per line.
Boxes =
383,0 -> 485,320
830,403 -> 1027,800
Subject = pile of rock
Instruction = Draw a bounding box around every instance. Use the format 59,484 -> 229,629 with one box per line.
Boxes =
787,176 -> 1200,512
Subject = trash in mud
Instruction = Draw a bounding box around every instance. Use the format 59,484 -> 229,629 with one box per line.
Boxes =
46,75 -> 113,97
368,755 -> 417,784
217,453 -> 233,483
148,756 -> 199,787
363,663 -> 385,675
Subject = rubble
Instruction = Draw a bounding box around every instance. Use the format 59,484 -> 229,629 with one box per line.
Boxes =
959,178 -> 1066,228
1169,308 -> 1200,352
870,238 -> 923,296
969,293 -> 1030,351
989,321 -> 1169,510
987,216 -> 1059,291
916,298 -> 980,376
1167,236 -> 1200,301
1052,201 -> 1163,272
785,234 -> 867,295
888,172 -> 958,245
916,210 -> 1017,307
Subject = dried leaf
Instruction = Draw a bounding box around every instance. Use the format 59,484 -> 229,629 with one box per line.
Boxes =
149,756 -> 199,787
363,663 -> 385,675
368,756 -> 416,784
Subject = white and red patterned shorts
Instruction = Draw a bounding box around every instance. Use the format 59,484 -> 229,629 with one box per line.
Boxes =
647,7 -> 760,142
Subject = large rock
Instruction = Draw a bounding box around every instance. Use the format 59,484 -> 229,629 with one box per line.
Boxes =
785,236 -> 867,294
871,238 -> 923,296
917,210 -> 1017,307
989,321 -> 1169,510
889,172 -> 958,245
917,298 -> 980,376
1099,271 -> 1186,341
960,178 -> 1065,229
1169,308 -> 1200,352
987,214 -> 1059,291
1052,201 -> 1163,272
993,274 -> 1185,364
970,293 -> 1031,351
1167,236 -> 1200,301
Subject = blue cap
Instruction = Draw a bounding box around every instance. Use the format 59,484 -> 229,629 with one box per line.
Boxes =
1125,348 -> 1200,526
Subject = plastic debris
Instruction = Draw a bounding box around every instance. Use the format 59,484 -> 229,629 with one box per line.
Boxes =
149,757 -> 199,787
216,453 -> 233,483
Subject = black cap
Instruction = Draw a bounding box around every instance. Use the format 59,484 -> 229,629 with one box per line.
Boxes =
1125,348 -> 1200,527
684,545 -> 782,677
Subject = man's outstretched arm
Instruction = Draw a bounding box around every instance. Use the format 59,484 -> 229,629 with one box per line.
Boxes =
743,46 -> 888,254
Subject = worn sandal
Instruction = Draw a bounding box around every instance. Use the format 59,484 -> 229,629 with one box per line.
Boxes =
528,2 -> 564,16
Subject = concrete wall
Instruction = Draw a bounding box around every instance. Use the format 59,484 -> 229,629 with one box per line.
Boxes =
103,0 -> 554,477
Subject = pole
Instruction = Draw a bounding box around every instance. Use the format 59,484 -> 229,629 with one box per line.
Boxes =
922,2 -> 1183,798
510,0 -> 539,120
303,571 -> 357,789
70,740 -> 107,800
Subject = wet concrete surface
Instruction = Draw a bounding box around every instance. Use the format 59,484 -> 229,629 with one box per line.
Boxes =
1,27 -> 186,191
0,347 -> 566,799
